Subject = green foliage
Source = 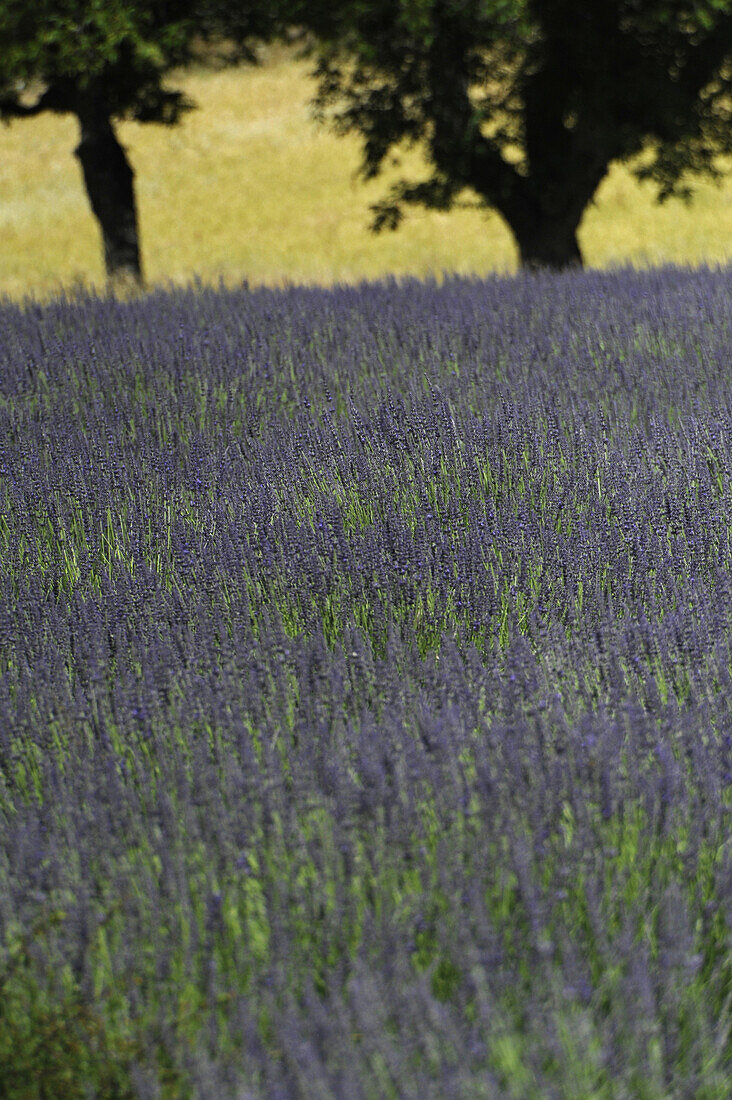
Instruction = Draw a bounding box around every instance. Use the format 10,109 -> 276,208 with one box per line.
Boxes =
0,0 -> 290,124
1,1 -> 182,121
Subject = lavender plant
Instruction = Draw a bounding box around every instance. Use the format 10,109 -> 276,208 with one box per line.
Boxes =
0,266 -> 730,1098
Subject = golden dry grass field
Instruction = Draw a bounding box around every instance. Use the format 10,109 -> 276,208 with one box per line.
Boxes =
1,43 -> 730,300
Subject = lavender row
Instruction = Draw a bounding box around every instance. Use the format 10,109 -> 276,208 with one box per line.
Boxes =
0,266 -> 730,1097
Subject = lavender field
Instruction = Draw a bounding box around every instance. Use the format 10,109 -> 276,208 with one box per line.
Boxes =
1,266 -> 731,1098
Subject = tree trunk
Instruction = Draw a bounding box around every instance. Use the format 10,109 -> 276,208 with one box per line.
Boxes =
511,212 -> 584,271
74,104 -> 143,288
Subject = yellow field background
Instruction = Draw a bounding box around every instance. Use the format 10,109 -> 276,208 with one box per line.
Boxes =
1,44 -> 730,300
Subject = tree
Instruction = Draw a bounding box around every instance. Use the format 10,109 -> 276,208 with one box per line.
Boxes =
306,0 -> 732,269
0,1 -> 284,288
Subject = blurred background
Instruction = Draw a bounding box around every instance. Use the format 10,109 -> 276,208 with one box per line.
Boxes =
1,25 -> 730,301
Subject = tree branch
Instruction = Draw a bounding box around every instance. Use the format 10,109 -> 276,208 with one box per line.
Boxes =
0,84 -> 70,122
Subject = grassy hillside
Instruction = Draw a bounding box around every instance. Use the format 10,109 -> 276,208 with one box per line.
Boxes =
1,43 -> 730,300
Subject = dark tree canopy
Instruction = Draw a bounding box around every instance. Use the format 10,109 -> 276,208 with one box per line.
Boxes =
308,0 -> 732,268
0,0 -> 288,285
